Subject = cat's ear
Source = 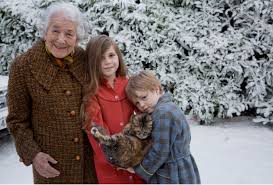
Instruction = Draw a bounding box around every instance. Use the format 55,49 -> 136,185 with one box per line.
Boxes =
144,113 -> 152,122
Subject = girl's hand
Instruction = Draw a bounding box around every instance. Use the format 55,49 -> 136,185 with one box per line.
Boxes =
126,167 -> 135,173
117,167 -> 135,173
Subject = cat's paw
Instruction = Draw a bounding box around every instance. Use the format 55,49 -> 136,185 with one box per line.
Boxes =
91,127 -> 99,136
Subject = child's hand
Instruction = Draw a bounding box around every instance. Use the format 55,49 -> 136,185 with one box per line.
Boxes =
117,167 -> 135,173
126,167 -> 135,173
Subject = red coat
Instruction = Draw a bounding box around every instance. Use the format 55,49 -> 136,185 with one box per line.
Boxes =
85,77 -> 145,184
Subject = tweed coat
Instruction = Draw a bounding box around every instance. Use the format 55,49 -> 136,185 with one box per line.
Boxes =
133,93 -> 201,184
6,40 -> 97,184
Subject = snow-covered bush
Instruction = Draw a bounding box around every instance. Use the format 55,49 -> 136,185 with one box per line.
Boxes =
0,1 -> 41,75
1,0 -> 273,125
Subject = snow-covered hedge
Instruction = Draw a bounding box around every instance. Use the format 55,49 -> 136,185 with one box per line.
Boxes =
1,0 -> 273,125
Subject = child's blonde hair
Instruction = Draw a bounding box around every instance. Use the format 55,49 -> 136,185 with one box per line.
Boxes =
126,70 -> 163,100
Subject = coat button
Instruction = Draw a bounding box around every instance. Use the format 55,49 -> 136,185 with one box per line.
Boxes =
75,155 -> 81,160
65,90 -> 72,96
120,122 -> 124,126
69,110 -> 76,116
73,137 -> 79,143
114,95 -> 119,100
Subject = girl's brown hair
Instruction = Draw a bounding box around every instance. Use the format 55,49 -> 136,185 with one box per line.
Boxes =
81,35 -> 127,126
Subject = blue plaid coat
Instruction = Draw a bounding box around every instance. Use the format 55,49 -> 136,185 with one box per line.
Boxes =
134,93 -> 201,184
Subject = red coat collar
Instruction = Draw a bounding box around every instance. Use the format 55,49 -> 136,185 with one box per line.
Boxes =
97,76 -> 128,101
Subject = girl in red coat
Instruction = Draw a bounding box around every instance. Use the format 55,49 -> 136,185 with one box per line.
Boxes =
82,35 -> 145,184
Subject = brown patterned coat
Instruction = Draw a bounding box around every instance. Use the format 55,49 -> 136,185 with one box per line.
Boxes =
6,40 -> 97,183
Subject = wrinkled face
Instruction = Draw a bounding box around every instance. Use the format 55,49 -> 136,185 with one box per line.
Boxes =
132,89 -> 161,114
44,13 -> 77,58
101,45 -> 119,81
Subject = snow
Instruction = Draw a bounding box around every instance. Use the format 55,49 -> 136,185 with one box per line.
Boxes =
0,76 -> 8,130
189,116 -> 273,184
0,75 -> 8,91
0,135 -> 32,184
0,116 -> 273,184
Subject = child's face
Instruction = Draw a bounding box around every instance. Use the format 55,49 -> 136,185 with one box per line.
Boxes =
101,45 -> 119,81
132,89 -> 162,113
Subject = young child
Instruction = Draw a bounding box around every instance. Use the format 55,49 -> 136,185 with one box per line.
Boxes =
125,70 -> 201,184
82,35 -> 145,184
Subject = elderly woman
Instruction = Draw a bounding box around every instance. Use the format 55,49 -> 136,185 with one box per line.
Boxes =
6,2 -> 97,184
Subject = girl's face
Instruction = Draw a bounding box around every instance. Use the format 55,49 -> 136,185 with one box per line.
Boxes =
132,89 -> 162,113
44,13 -> 77,58
101,45 -> 119,81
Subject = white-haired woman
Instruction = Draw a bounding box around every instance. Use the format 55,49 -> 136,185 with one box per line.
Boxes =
7,2 -> 97,183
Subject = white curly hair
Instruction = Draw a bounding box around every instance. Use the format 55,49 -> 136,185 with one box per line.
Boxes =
39,1 -> 88,42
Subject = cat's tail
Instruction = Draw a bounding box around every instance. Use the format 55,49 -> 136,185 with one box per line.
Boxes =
91,127 -> 114,146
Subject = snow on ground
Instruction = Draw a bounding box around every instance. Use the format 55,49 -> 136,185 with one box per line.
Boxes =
0,134 -> 32,184
0,116 -> 273,184
189,116 -> 273,184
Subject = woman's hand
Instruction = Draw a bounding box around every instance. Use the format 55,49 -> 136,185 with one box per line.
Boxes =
32,152 -> 60,178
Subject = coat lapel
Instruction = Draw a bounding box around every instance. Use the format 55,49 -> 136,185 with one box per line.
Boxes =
27,40 -> 86,90
69,47 -> 86,86
28,40 -> 58,91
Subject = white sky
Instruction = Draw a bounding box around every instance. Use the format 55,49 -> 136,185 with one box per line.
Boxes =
0,116 -> 273,184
